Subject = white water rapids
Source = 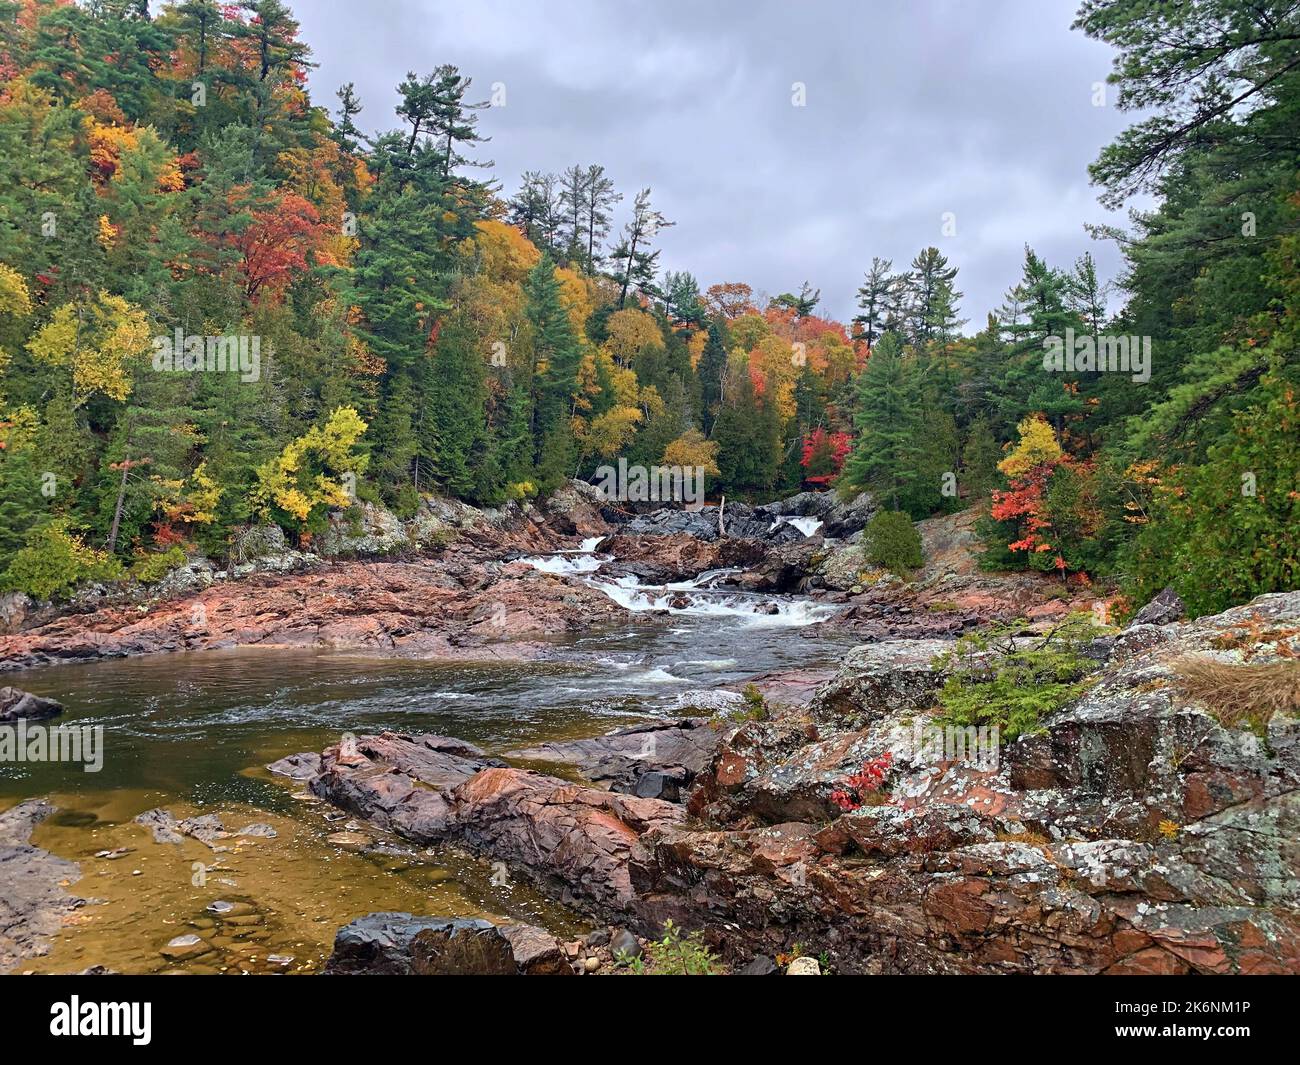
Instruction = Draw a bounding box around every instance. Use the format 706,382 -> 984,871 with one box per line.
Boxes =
519,540 -> 836,628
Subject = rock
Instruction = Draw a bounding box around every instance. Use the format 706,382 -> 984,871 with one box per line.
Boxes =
818,544 -> 868,591
507,718 -> 723,802
266,752 -> 321,781
0,686 -> 62,723
161,934 -> 208,959
1130,586 -> 1186,627
310,730 -> 683,916
134,808 -> 230,848
235,823 -> 277,838
786,957 -> 821,975
631,591 -> 1300,975
0,592 -> 31,634
0,549 -> 633,673
609,928 -> 641,959
134,808 -> 184,845
808,640 -> 953,728
0,800 -> 87,972
325,913 -> 572,975
739,954 -> 778,975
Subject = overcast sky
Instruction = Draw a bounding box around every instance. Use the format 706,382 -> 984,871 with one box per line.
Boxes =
293,0 -> 1136,328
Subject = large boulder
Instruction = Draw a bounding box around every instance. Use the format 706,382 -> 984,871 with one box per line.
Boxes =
325,912 -> 571,975
308,731 -> 683,916
807,640 -> 953,728
1129,586 -> 1186,627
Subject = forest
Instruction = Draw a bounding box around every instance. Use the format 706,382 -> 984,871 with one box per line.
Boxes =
0,0 -> 1296,618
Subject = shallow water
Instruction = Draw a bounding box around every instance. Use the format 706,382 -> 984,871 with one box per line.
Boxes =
1,549 -> 855,974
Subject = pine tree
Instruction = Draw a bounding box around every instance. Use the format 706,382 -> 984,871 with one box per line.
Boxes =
525,256 -> 582,486
842,332 -> 925,513
611,188 -> 673,307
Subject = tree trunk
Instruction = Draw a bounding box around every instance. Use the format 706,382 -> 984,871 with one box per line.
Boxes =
107,456 -> 130,555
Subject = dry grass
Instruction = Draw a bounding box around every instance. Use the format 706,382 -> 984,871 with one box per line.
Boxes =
1172,655 -> 1300,731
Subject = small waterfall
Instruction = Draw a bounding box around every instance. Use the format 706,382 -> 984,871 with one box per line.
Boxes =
770,515 -> 824,537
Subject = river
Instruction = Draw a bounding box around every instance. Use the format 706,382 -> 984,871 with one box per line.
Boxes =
0,537 -> 854,974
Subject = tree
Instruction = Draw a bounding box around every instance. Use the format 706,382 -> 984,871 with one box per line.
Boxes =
334,81 -> 364,153
1074,0 -> 1300,207
253,406 -> 368,538
27,291 -> 151,406
525,255 -> 582,487
769,281 -> 820,318
854,257 -> 901,347
611,187 -> 673,307
841,332 -> 926,513
582,164 -> 620,272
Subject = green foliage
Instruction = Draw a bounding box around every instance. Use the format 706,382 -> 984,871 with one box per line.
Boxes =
933,613 -> 1100,741
864,510 -> 923,574
1121,364 -> 1300,617
715,682 -> 769,724
622,921 -> 721,976
130,545 -> 188,584
2,520 -> 124,601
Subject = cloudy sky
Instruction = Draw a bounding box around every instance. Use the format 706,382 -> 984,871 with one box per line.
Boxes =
293,0 -> 1136,328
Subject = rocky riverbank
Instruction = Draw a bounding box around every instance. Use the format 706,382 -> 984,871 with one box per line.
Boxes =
282,589 -> 1300,974
4,483 -> 1293,975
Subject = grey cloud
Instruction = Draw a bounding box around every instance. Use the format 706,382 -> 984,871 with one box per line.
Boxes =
294,0 -> 1136,325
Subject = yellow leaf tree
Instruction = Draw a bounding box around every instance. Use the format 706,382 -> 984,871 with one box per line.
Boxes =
998,415 -> 1063,479
27,292 -> 152,406
253,407 -> 369,537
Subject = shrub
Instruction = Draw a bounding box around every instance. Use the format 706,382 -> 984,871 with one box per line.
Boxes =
933,613 -> 1099,741
864,510 -> 923,574
130,545 -> 187,584
2,520 -> 124,601
620,921 -> 721,975
1172,656 -> 1300,733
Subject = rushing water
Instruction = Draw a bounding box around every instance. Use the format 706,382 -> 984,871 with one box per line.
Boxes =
1,538 -> 853,974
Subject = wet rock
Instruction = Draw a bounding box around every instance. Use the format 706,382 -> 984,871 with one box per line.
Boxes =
161,933 -> 209,960
134,808 -> 229,848
0,686 -> 62,722
266,752 -> 321,781
739,954 -> 778,975
325,912 -> 572,975
134,808 -> 184,845
235,823 -> 277,838
0,800 -> 87,972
